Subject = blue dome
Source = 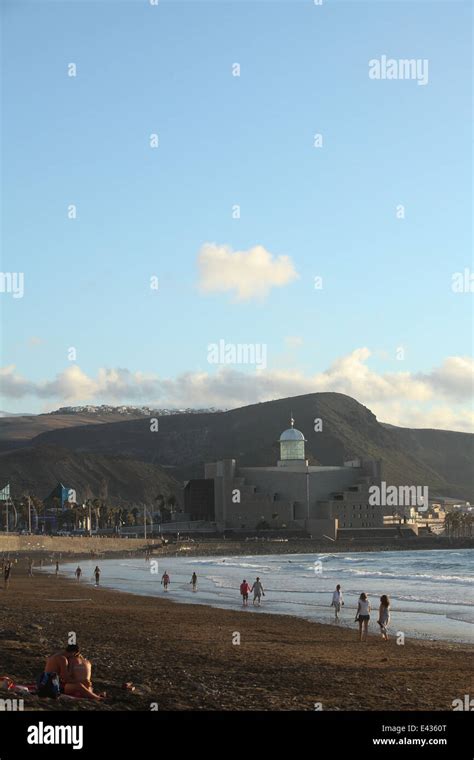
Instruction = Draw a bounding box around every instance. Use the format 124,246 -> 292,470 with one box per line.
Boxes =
279,427 -> 305,442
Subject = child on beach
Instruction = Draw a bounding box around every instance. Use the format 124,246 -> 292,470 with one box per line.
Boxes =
331,584 -> 344,621
378,595 -> 391,641
355,592 -> 371,642
161,571 -> 170,591
240,579 -> 250,606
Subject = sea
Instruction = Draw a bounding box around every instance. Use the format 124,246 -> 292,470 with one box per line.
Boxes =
52,549 -> 474,644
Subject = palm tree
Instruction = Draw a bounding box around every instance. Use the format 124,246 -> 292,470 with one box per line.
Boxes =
166,494 -> 177,510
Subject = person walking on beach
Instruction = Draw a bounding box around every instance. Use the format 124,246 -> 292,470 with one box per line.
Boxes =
355,592 -> 371,642
75,566 -> 82,582
240,579 -> 250,607
190,572 -> 197,592
55,560 -> 60,577
94,566 -> 101,586
161,571 -> 170,591
28,558 -> 34,577
331,584 -> 344,621
251,577 -> 265,606
3,561 -> 12,590
378,595 -> 391,641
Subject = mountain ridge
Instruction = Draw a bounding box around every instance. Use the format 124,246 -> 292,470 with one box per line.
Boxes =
0,392 -> 470,502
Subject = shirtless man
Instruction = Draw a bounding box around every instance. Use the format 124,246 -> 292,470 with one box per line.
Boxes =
44,644 -> 78,690
161,571 -> 170,591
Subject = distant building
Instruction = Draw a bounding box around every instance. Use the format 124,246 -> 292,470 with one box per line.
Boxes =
198,417 -> 388,537
0,483 -> 10,502
183,479 -> 215,521
43,482 -> 76,511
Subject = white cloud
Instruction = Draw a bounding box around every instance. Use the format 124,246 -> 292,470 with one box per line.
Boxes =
1,350 -> 473,432
197,243 -> 299,301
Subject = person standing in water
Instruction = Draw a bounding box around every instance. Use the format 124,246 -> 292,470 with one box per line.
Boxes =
240,579 -> 250,607
75,566 -> 82,582
331,584 -> 344,621
190,572 -> 197,592
55,560 -> 60,577
251,577 -> 265,606
356,592 -> 371,642
94,566 -> 101,586
161,571 -> 170,591
378,594 -> 391,641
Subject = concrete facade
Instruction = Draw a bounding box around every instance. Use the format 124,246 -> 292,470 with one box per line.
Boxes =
204,457 -> 384,536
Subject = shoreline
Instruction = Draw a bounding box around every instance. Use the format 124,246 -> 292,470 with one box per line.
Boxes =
50,549 -> 473,646
1,560 -> 472,711
1,535 -> 473,563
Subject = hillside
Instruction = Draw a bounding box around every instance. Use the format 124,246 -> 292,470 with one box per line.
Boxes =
0,411 -> 146,447
0,445 -> 181,506
5,393 -> 471,502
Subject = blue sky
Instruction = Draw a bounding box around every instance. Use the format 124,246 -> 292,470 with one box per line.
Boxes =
1,0 -> 473,429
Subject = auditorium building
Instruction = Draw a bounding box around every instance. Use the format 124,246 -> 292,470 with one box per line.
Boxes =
184,417 -> 388,538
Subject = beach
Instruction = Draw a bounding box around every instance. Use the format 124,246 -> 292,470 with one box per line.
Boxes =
1,558 -> 473,712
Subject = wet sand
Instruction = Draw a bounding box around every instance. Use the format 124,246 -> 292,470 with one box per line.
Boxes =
0,561 -> 472,711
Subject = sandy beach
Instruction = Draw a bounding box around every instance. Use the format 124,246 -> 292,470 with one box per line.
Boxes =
0,558 -> 472,712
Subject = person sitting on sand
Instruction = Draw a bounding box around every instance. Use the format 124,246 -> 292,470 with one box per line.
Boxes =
331,584 -> 344,621
251,577 -> 265,606
64,644 -> 104,700
190,572 -> 197,592
44,645 -> 77,690
240,579 -> 250,607
161,571 -> 170,591
356,592 -> 371,642
378,594 -> 391,641
75,566 -> 82,582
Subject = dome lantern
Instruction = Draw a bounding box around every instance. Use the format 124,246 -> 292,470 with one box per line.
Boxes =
278,415 -> 306,464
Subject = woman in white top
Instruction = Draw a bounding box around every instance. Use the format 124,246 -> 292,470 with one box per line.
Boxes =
356,592 -> 371,641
